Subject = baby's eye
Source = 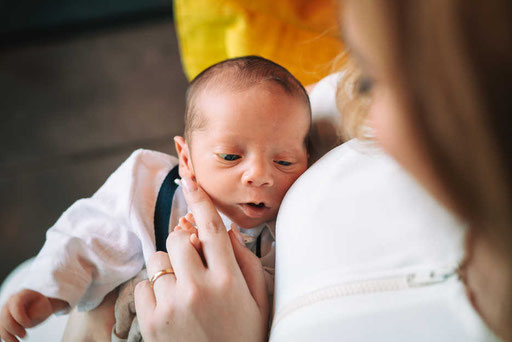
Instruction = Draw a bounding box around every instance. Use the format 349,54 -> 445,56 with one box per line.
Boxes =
218,153 -> 241,161
274,160 -> 292,166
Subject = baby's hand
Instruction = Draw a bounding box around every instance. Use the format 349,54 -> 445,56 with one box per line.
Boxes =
0,289 -> 67,342
175,212 -> 202,253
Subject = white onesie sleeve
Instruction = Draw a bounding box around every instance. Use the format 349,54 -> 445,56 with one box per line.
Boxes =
22,149 -> 178,312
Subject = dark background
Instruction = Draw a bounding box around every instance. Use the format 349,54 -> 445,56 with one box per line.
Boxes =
0,0 -> 188,283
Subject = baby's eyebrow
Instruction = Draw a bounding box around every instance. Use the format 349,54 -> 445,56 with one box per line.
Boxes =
211,143 -> 242,151
273,147 -> 306,156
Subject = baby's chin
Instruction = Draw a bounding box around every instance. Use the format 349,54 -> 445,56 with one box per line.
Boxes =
226,212 -> 276,229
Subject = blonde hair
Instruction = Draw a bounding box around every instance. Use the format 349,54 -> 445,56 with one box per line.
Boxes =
335,55 -> 373,141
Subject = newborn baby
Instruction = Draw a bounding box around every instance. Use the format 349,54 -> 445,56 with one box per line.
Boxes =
0,55 -> 311,341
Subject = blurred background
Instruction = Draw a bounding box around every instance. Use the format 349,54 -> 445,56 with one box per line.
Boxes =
0,0 -> 188,283
0,0 -> 342,284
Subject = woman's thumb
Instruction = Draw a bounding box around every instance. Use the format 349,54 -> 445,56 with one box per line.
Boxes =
228,225 -> 269,316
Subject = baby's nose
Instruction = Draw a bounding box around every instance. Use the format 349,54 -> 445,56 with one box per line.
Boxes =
242,160 -> 273,187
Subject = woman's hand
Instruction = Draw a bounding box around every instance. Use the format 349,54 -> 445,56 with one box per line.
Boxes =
134,177 -> 269,342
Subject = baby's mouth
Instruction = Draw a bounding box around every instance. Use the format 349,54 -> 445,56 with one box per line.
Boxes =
239,202 -> 269,218
247,202 -> 266,208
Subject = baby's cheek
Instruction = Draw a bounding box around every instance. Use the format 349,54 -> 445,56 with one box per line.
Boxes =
275,174 -> 300,200
195,179 -> 225,204
287,168 -> 306,187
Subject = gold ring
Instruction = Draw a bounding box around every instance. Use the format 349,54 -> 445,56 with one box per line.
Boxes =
150,268 -> 175,287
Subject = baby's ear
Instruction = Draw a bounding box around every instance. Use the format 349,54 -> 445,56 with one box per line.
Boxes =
173,136 -> 194,179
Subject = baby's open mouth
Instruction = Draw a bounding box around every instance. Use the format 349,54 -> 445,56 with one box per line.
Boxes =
239,202 -> 269,218
247,202 -> 266,208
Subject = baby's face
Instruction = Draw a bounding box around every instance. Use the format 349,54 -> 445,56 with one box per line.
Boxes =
183,84 -> 309,228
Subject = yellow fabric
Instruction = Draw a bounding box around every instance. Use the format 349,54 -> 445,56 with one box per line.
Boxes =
174,0 -> 345,86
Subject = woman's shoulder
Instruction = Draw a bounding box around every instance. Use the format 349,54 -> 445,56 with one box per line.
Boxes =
275,138 -> 466,315
284,139 -> 391,200
271,139 -> 494,340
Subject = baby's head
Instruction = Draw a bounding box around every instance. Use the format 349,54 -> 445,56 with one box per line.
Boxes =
174,56 -> 311,228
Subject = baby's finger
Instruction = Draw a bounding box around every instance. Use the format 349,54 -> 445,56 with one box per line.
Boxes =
167,229 -> 205,283
189,232 -> 204,263
0,327 -> 20,342
2,310 -> 25,339
185,212 -> 196,225
179,216 -> 198,234
7,296 -> 30,328
178,216 -> 201,254
190,233 -> 202,253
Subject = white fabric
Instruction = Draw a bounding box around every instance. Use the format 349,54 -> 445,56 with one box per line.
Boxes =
22,149 -> 173,312
20,149 -> 275,312
269,72 -> 497,340
270,140 -> 497,341
308,72 -> 344,163
274,140 -> 465,307
309,72 -> 342,124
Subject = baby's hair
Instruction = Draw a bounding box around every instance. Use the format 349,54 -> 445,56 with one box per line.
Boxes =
184,55 -> 311,142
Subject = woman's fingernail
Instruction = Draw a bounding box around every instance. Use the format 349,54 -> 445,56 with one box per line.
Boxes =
182,177 -> 198,193
231,224 -> 245,246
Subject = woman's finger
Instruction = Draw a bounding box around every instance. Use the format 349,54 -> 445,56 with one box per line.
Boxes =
181,177 -> 236,270
228,226 -> 269,316
133,280 -> 155,332
146,251 -> 176,301
166,228 -> 205,283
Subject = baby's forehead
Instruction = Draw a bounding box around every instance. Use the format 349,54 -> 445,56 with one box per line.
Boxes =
195,84 -> 308,128
196,80 -> 307,111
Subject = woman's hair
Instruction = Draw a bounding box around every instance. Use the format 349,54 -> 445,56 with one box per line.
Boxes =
340,1 -> 512,244
351,0 -> 512,332
335,56 -> 373,141
380,0 -> 512,252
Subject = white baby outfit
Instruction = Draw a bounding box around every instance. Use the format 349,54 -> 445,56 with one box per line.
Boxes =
21,149 -> 276,313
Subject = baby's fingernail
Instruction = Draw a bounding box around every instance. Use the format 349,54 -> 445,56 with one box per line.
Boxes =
231,223 -> 245,246
186,212 -> 196,225
190,233 -> 200,245
182,177 -> 198,193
